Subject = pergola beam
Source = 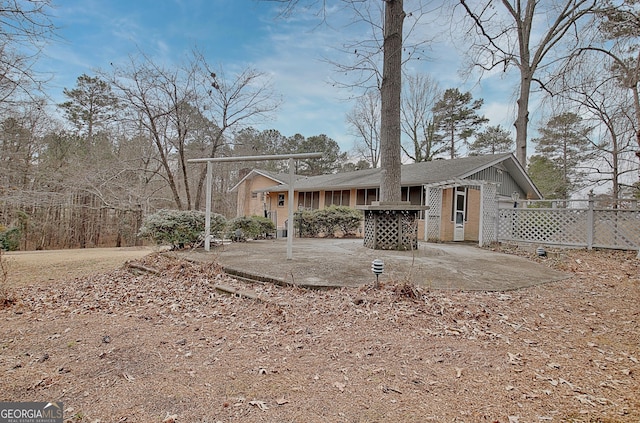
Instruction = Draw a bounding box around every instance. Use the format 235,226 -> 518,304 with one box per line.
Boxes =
188,152 -> 323,259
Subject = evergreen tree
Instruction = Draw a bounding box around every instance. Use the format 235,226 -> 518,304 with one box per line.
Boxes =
527,155 -> 570,199
58,74 -> 120,142
533,112 -> 594,195
432,88 -> 488,159
468,125 -> 514,156
284,133 -> 347,176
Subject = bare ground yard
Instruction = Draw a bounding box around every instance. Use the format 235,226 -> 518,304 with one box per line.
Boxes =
0,246 -> 638,422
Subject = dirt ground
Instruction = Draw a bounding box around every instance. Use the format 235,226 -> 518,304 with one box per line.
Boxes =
0,246 -> 638,422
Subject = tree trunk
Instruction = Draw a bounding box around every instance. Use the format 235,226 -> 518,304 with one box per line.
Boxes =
379,0 -> 405,203
515,74 -> 532,166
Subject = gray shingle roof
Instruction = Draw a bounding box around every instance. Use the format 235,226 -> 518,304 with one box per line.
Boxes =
263,153 -> 515,191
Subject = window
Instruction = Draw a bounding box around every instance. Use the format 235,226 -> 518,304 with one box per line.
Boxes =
325,190 -> 350,206
277,194 -> 285,207
298,191 -> 320,209
356,188 -> 378,205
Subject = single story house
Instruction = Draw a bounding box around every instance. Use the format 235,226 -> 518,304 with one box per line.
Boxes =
230,153 -> 542,243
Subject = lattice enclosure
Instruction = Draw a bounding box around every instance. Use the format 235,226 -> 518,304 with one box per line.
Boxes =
363,210 -> 419,250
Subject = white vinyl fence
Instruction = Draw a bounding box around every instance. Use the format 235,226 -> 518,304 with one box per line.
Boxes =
498,197 -> 640,251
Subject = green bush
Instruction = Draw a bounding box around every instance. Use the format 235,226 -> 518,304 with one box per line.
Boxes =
226,216 -> 276,240
327,206 -> 363,236
295,206 -> 363,238
294,209 -> 321,237
138,209 -> 225,249
0,226 -> 21,251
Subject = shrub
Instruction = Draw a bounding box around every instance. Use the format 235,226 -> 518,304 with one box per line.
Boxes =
294,209 -> 321,237
138,209 -> 225,249
226,216 -> 276,240
327,206 -> 363,236
0,226 -> 21,251
295,206 -> 363,238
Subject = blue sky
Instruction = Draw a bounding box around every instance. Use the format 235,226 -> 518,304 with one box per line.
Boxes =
41,0 -> 526,155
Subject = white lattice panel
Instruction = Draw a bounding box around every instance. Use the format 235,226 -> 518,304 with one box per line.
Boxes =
363,210 -> 419,250
593,210 -> 640,249
481,184 -> 498,245
498,206 -> 639,251
363,210 -> 376,248
425,187 -> 442,242
499,209 -> 588,246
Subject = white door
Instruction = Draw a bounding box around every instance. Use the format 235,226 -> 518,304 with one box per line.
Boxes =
454,187 -> 466,241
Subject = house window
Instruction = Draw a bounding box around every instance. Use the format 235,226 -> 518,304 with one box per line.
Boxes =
251,192 -> 258,199
325,190 -> 350,206
298,191 -> 320,209
356,188 -> 378,205
277,194 -> 285,207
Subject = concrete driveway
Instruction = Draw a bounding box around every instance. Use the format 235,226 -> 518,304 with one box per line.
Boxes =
183,238 -> 569,291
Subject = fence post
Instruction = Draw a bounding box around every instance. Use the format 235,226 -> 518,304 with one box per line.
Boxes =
587,192 -> 594,250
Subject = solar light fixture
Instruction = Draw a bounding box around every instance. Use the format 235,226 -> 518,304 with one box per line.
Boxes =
371,259 -> 384,288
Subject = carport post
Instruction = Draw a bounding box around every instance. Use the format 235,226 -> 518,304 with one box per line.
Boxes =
287,157 -> 294,260
205,161 -> 212,251
188,152 -> 323,259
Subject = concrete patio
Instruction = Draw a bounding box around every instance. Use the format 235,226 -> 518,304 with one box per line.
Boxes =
182,238 -> 569,291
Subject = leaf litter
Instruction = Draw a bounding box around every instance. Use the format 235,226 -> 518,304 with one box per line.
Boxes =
0,248 -> 638,422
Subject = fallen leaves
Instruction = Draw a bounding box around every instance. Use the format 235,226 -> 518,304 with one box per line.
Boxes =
0,249 -> 638,422
248,400 -> 268,412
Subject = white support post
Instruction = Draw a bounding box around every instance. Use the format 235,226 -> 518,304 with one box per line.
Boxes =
287,157 -> 294,260
205,161 -> 212,252
479,183 -> 484,247
587,192 -> 594,250
423,186 -> 429,242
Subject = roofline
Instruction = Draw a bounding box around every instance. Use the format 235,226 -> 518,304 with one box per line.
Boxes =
239,154 -> 543,200
457,153 -> 512,179
228,169 -> 287,193
458,153 -> 543,200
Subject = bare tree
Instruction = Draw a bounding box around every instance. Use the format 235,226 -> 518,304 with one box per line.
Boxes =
346,90 -> 380,167
192,59 -> 280,209
105,54 -> 202,210
458,0 -> 597,166
265,0 -> 438,202
401,73 -> 442,162
0,0 -> 55,107
554,51 -> 639,199
577,0 -> 640,160
0,99 -> 49,190
104,50 -> 279,211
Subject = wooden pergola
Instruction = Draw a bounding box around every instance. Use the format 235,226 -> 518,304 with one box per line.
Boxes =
188,152 -> 322,259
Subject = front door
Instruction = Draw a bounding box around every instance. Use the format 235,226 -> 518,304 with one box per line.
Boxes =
454,187 -> 466,241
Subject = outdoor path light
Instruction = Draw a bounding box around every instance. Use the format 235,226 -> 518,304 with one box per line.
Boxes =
371,259 -> 384,288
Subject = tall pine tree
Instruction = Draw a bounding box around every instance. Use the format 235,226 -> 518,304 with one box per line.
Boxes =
533,112 -> 594,196
432,88 -> 488,159
468,125 -> 514,156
